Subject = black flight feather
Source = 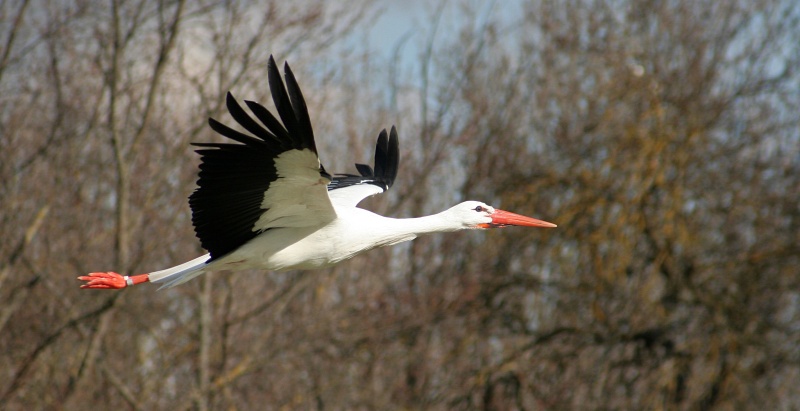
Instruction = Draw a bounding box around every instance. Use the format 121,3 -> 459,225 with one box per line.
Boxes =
282,61 -> 316,153
244,100 -> 291,147
355,163 -> 373,176
328,126 -> 400,192
189,56 -> 325,261
267,56 -> 301,146
224,92 -> 279,144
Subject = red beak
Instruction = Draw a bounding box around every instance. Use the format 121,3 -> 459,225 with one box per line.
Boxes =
480,209 -> 557,228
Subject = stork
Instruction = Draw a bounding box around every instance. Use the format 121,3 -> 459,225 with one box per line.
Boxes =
78,56 -> 556,290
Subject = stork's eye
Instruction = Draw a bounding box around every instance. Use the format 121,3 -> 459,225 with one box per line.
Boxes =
474,206 -> 485,212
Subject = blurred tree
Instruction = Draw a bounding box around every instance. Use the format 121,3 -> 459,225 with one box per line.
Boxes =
415,0 -> 800,409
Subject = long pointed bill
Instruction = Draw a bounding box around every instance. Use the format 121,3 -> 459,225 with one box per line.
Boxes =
481,209 -> 557,229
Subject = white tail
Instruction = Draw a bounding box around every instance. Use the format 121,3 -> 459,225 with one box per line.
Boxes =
149,254 -> 210,289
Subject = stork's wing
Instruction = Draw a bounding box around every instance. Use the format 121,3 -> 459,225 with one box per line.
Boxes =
327,126 -> 399,208
190,56 -> 336,261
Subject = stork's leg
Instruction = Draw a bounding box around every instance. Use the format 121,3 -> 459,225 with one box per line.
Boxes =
78,272 -> 150,289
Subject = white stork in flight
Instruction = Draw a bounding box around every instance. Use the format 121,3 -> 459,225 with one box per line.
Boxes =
79,56 -> 556,290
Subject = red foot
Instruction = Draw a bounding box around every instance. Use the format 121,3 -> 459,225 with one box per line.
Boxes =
78,272 -> 149,289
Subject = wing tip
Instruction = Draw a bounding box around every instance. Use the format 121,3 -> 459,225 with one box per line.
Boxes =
380,125 -> 399,189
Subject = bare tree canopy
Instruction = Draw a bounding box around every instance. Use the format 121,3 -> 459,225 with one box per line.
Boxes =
1,0 -> 798,409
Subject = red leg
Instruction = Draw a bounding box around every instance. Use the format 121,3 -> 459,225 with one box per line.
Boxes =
78,272 -> 149,289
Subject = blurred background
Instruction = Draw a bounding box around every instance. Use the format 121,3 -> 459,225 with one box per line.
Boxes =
1,0 -> 799,409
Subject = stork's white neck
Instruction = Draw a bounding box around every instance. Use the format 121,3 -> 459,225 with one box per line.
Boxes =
346,208 -> 467,251
386,211 -> 465,236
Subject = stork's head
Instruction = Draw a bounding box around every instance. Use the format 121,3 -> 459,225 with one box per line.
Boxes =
448,201 -> 557,230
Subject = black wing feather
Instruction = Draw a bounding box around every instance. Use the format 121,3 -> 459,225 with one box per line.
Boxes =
385,126 -> 400,186
267,57 -> 302,145
224,93 -> 280,144
244,100 -> 291,147
328,126 -> 400,192
207,117 -> 267,148
355,163 -> 373,176
190,56 -> 325,261
373,129 -> 389,179
282,62 -> 316,152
